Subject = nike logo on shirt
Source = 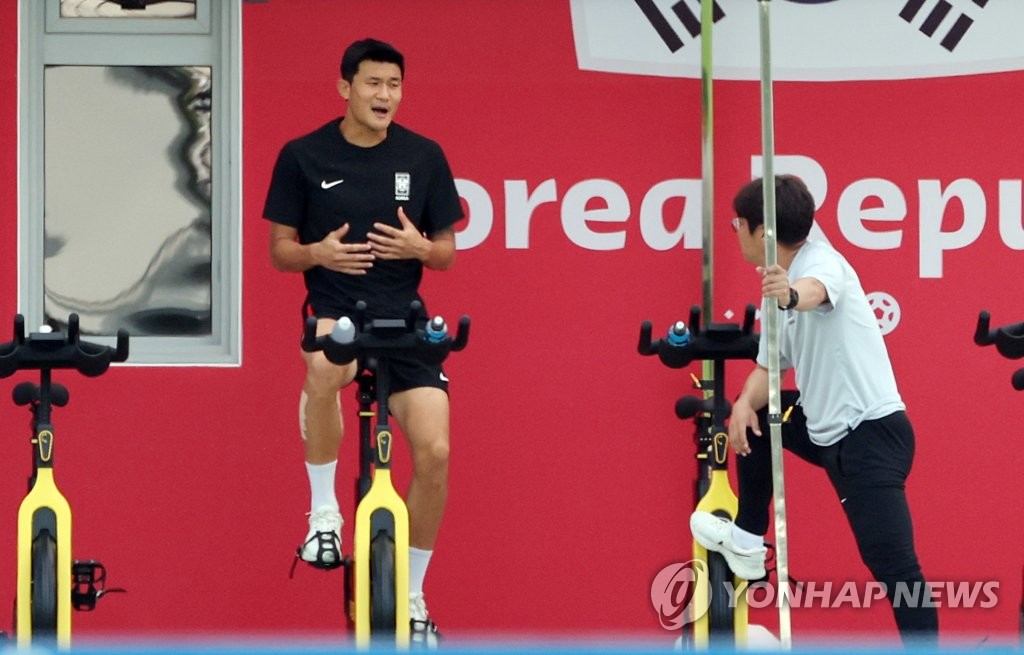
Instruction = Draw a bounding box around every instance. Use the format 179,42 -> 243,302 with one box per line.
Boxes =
321,179 -> 344,189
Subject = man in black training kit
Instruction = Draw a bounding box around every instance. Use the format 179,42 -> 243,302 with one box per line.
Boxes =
263,38 -> 464,645
690,175 -> 939,644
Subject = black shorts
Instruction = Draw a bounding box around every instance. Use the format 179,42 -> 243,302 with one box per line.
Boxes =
361,353 -> 449,395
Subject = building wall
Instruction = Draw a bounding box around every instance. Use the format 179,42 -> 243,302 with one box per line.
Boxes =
0,0 -> 1020,644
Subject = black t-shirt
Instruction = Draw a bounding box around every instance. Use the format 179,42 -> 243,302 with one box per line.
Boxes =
263,118 -> 464,319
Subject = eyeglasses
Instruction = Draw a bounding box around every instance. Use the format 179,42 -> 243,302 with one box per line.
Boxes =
731,217 -> 743,233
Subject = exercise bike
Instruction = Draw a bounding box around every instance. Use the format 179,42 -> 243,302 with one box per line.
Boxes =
973,310 -> 1024,640
0,313 -> 129,649
638,304 -> 760,648
301,300 -> 469,649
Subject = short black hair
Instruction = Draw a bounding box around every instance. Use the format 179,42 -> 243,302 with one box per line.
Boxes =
340,38 -> 404,82
732,174 -> 815,246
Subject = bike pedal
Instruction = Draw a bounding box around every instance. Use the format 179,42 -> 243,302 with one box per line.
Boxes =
289,551 -> 351,578
71,560 -> 126,611
410,619 -> 441,650
308,554 -> 350,571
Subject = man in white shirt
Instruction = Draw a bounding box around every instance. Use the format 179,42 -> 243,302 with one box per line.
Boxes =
690,175 -> 938,643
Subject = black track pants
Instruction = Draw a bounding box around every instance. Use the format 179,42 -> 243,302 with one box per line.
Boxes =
734,390 -> 939,643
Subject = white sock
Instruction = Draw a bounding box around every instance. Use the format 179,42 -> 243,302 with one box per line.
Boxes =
408,547 -> 433,596
731,524 -> 764,550
306,460 -> 339,513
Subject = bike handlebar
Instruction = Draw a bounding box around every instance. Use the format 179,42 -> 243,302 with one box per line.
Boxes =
975,310 -> 1024,359
974,310 -> 992,346
975,310 -> 1024,392
301,300 -> 470,368
638,304 -> 760,369
0,313 -> 130,378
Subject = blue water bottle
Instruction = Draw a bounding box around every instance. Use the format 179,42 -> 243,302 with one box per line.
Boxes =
425,316 -> 448,343
666,320 -> 690,347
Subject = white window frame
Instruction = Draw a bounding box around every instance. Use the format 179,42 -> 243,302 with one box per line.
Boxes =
18,0 -> 242,365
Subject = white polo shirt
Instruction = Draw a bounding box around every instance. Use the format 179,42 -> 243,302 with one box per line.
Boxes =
757,239 -> 905,445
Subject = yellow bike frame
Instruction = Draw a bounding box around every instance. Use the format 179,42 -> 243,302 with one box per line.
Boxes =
353,425 -> 410,649
691,429 -> 749,649
17,434 -> 73,649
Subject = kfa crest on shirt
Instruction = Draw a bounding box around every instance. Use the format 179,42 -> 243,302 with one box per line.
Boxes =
394,172 -> 411,201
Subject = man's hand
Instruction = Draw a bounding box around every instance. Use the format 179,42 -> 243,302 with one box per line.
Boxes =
368,206 -> 430,261
757,264 -> 791,306
311,223 -> 374,275
728,398 -> 762,457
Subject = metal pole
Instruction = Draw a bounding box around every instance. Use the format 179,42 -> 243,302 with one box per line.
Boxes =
699,0 -> 717,425
757,0 -> 792,648
700,0 -> 714,324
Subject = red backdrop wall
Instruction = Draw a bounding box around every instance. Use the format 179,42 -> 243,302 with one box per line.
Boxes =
0,0 -> 1021,646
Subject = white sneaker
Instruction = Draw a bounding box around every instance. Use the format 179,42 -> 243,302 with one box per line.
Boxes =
409,592 -> 440,649
299,506 -> 343,568
689,511 -> 767,580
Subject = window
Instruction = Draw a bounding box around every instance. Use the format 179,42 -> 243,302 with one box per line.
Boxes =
60,0 -> 198,19
19,0 -> 241,365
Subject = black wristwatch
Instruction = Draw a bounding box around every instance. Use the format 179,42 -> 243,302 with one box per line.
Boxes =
779,287 -> 799,311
